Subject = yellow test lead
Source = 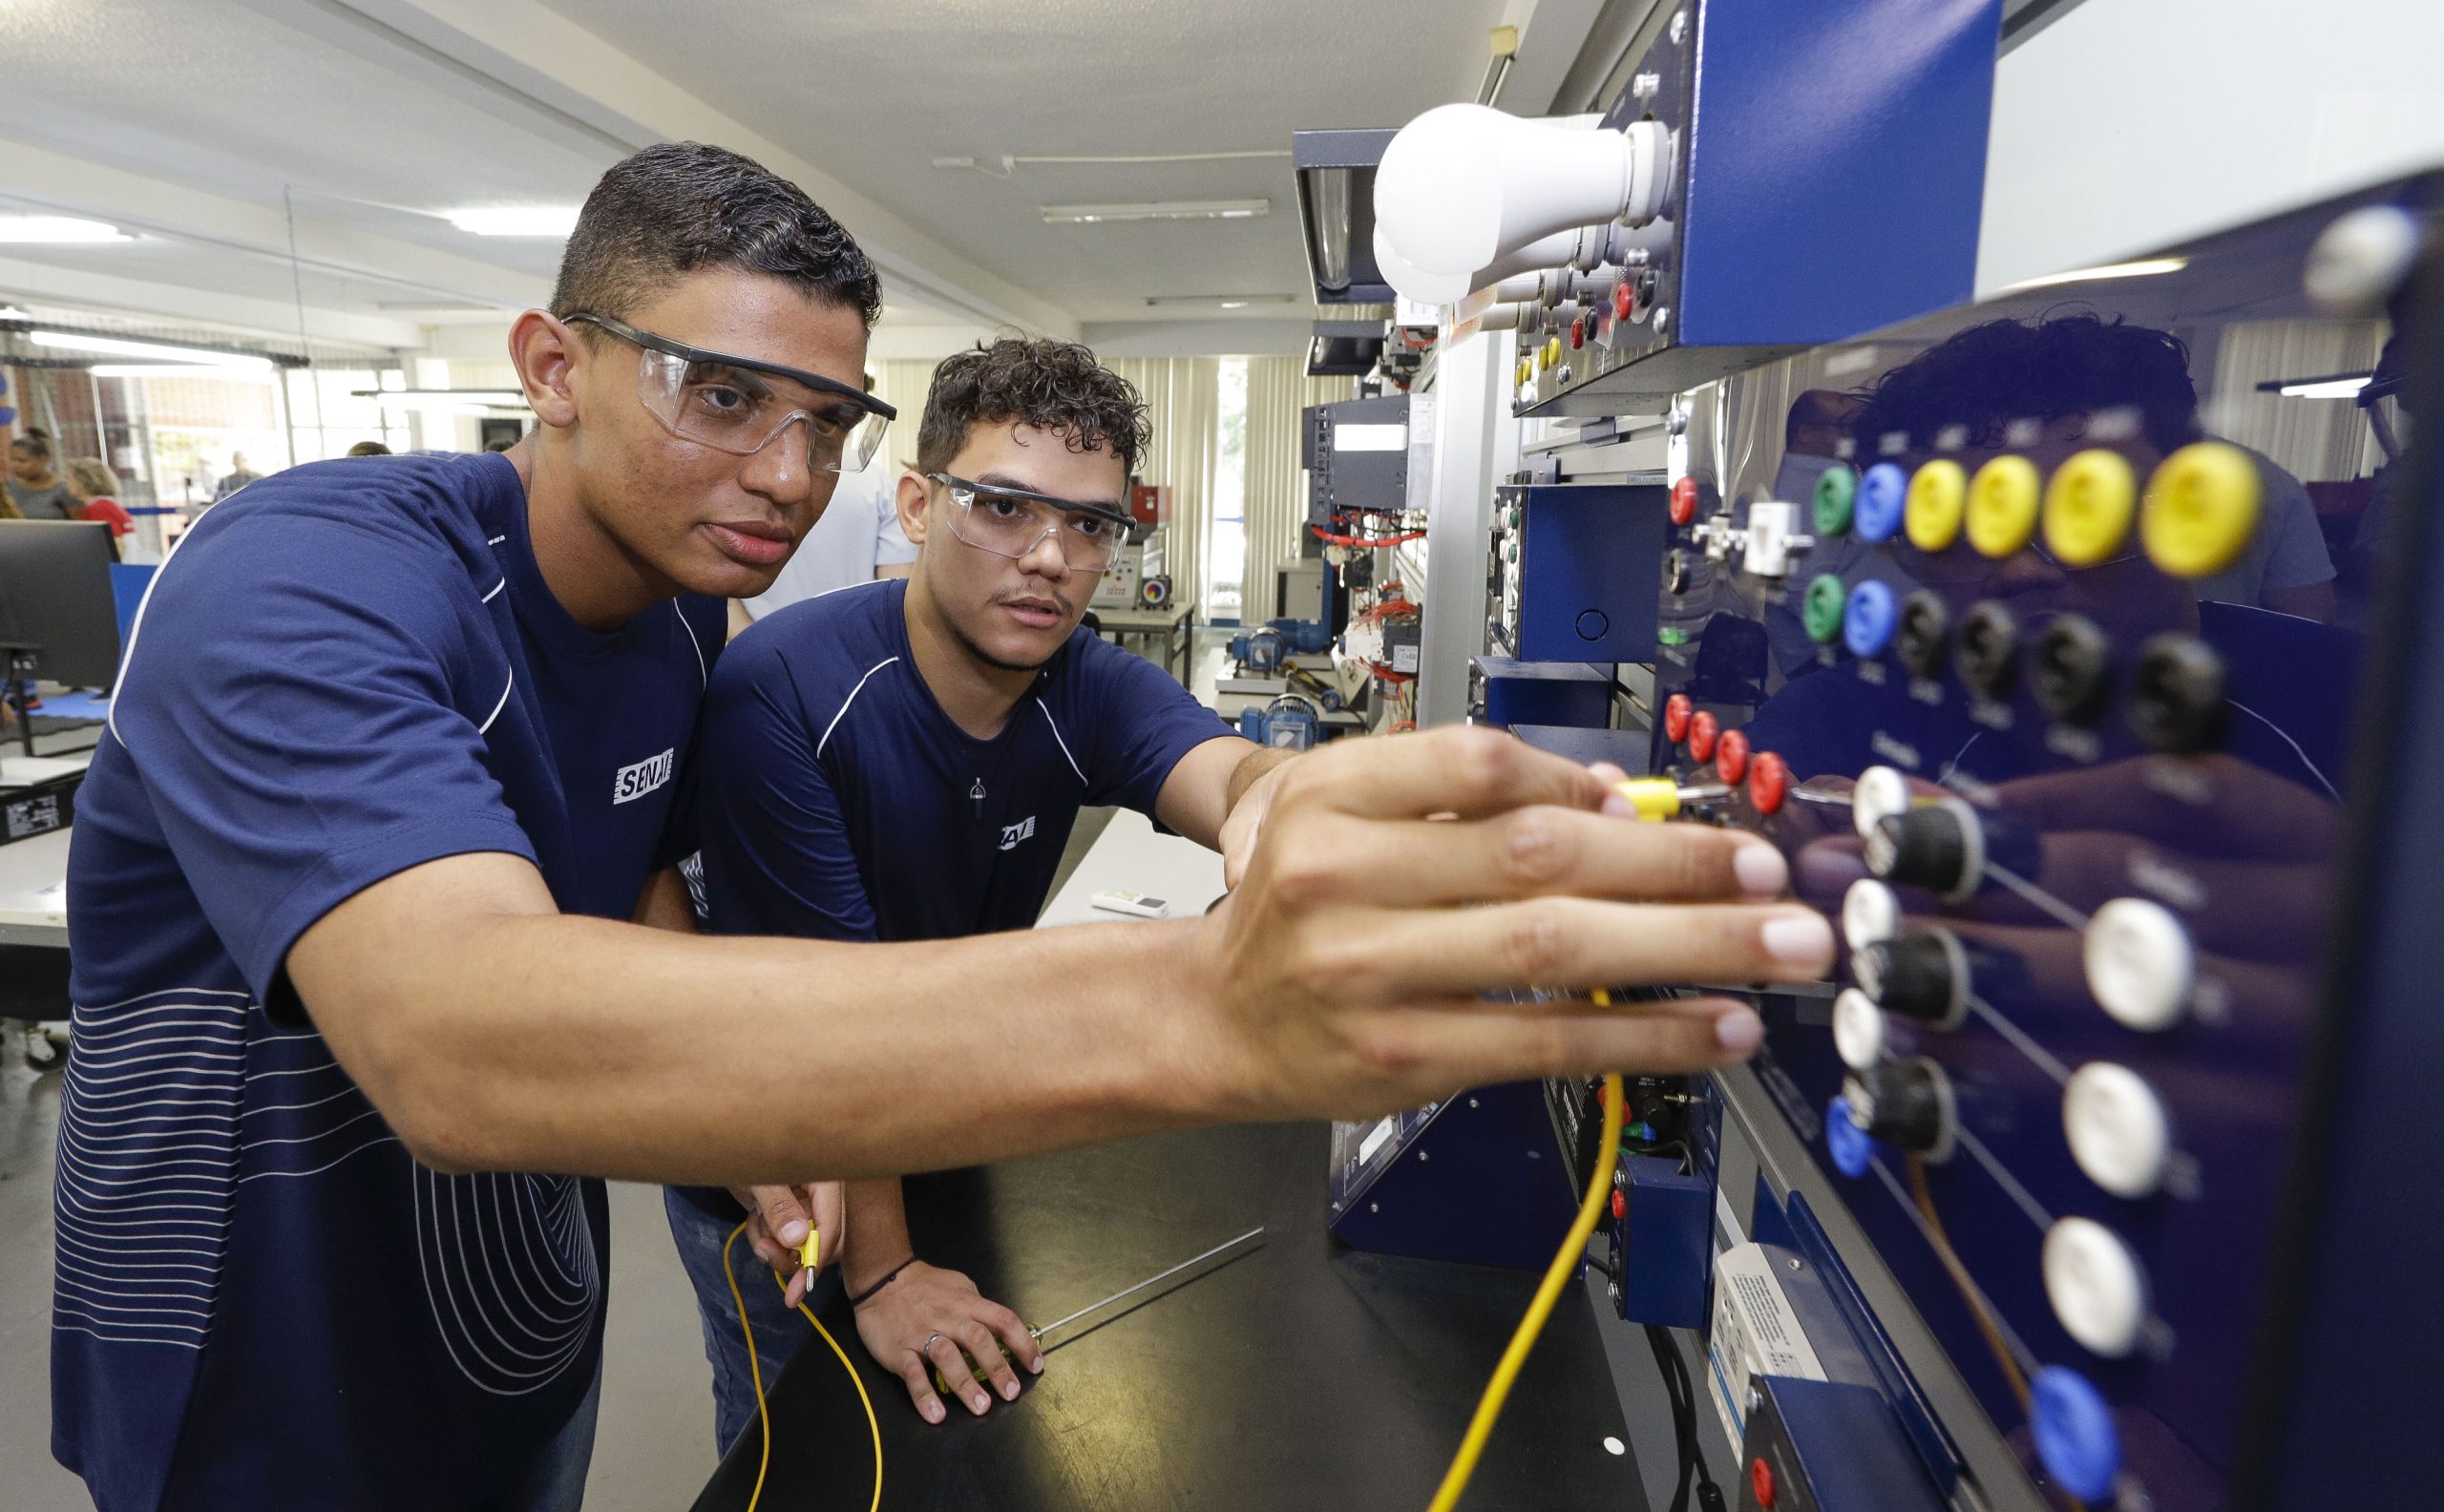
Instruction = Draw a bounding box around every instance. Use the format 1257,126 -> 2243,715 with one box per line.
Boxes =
1612,777 -> 1731,822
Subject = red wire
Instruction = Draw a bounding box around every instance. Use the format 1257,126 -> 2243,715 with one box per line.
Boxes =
1309,524 -> 1426,549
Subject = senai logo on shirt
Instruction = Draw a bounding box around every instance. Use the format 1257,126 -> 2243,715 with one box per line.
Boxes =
612,747 -> 676,805
999,815 -> 1038,851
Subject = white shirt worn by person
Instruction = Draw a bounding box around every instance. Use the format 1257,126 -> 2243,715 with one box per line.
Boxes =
741,464 -> 918,620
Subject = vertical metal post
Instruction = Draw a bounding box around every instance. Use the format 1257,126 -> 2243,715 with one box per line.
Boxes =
1414,331 -> 1519,727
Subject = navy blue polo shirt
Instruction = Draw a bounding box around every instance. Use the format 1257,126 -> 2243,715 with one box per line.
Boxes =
695,578 -> 1233,949
56,451 -> 722,1511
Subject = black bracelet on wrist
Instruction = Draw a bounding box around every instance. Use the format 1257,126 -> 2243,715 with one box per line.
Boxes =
850,1254 -> 918,1308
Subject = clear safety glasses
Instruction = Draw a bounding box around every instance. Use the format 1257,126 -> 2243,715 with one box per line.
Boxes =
930,472 -> 1133,572
566,311 -> 895,473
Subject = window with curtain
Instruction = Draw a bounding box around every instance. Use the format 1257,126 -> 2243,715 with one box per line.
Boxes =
1208,359 -> 1249,622
1106,357 -> 1221,617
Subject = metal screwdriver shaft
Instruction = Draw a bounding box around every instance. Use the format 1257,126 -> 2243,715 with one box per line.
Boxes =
1031,1225 -> 1268,1345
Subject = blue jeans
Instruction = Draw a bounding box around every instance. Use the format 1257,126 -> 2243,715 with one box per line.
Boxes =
483,1360 -> 601,1512
663,1187 -> 845,1455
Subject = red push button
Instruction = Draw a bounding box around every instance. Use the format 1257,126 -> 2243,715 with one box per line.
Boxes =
1670,476 -> 1699,526
1614,281 -> 1634,322
1688,710 -> 1719,764
1610,1189 -> 1626,1220
1751,1456 -> 1777,1508
1663,693 -> 1693,744
1748,751 -> 1790,815
1570,316 -> 1586,350
1715,728 -> 1750,787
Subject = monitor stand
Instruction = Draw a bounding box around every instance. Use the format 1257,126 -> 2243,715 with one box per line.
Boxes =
3,645 -> 40,760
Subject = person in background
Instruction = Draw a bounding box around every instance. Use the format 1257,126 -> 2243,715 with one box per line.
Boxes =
9,429 -> 75,518
347,440 -> 391,457
65,458 -> 135,542
725,369 -> 915,640
213,451 -> 263,500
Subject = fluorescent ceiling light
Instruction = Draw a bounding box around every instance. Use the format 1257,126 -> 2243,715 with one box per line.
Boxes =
1145,294 -> 1295,310
0,216 -> 133,243
446,206 -> 580,237
30,330 -> 273,368
2278,375 -> 2371,398
0,305 -> 30,320
90,364 -> 275,382
2000,257 -> 2189,292
1042,199 -> 1269,225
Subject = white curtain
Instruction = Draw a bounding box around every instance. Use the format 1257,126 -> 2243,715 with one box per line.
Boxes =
2205,319 -> 2389,482
870,359 -> 941,472
1107,358 -> 1220,616
1241,360 -> 1351,622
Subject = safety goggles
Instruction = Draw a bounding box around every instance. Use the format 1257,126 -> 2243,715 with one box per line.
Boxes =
566,311 -> 895,473
929,472 -> 1132,571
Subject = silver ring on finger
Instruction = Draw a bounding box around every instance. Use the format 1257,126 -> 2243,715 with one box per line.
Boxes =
924,1332 -> 946,1352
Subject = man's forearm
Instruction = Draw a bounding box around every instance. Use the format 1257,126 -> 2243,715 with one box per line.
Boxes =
295,859 -> 1214,1187
1225,745 -> 1297,814
841,1177 -> 916,1292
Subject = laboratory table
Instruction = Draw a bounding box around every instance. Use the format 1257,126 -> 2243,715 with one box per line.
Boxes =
688,1117 -> 1644,1511
1087,603 -> 1196,686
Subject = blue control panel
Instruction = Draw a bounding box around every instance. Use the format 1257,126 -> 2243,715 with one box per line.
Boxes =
1629,176 -> 2435,1509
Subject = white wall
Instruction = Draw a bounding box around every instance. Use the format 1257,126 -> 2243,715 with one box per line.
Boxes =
1979,0 -> 2444,291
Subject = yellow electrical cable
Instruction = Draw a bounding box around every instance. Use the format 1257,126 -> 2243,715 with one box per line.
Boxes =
1426,1060 -> 1625,1512
723,1218 -> 884,1512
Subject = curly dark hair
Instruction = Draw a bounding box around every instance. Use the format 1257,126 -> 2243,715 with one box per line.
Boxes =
1848,312 -> 2202,457
916,337 -> 1149,478
550,142 -> 881,329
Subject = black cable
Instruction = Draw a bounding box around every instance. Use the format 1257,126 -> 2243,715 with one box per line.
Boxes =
1645,1325 -> 1696,1512
1648,1323 -> 1724,1512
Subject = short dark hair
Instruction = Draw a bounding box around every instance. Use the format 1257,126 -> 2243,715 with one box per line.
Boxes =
11,427 -> 51,461
550,142 -> 882,329
1849,312 -> 2202,457
916,337 -> 1150,478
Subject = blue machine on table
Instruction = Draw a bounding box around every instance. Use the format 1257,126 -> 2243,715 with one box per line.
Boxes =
1237,692 -> 1324,751
1589,177 -> 2444,1512
1516,0 -> 1998,415
1228,618 -> 1332,676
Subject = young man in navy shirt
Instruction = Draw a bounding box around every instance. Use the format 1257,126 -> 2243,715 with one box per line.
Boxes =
679,339 -> 1295,1436
56,140 -> 1828,1509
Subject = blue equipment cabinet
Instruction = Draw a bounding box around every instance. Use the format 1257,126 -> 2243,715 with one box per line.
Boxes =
1501,482 -> 1667,662
1521,0 -> 1999,414
1624,175 -> 2444,1512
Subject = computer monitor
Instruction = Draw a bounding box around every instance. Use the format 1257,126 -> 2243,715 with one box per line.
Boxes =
0,519 -> 123,689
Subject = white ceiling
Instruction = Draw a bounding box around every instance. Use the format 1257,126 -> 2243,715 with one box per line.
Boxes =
0,0 -> 1578,359
553,0 -> 1509,324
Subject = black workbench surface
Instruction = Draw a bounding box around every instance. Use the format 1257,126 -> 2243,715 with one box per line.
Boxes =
690,1120 -> 1643,1511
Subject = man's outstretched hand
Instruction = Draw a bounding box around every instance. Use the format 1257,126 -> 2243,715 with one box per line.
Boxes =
1179,726 -> 1834,1125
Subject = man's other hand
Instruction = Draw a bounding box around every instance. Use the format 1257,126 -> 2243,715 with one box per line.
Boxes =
852,1261 -> 1041,1423
731,1181 -> 844,1309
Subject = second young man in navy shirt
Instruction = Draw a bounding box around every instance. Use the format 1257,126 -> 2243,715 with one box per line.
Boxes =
682,339 -> 1296,1436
